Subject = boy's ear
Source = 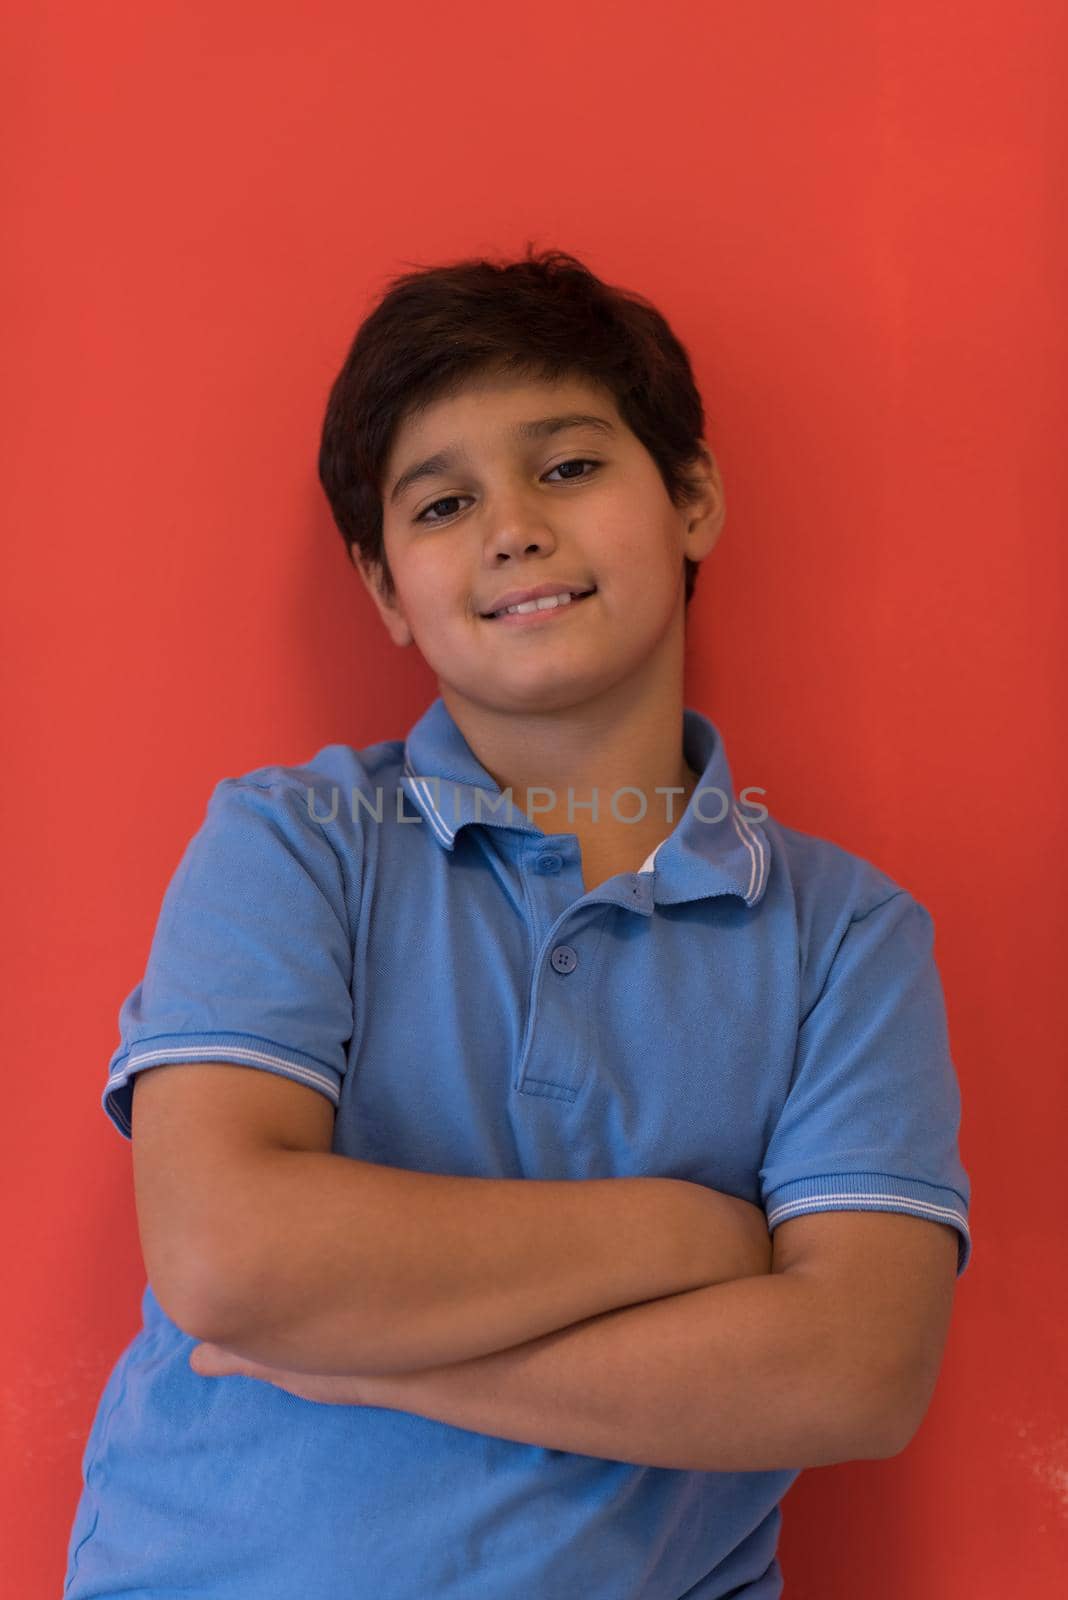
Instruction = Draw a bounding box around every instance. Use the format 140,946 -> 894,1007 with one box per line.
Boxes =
352,553 -> 415,648
683,442 -> 727,563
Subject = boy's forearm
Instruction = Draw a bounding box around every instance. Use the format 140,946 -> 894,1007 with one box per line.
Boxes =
355,1270 -> 900,1472
199,1149 -> 766,1376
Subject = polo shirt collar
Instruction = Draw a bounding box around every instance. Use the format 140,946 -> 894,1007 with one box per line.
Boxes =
400,695 -> 770,909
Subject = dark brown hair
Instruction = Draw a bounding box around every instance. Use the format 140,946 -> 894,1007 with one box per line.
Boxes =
318,243 -> 711,612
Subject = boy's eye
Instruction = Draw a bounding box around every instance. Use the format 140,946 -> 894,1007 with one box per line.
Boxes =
412,458 -> 602,525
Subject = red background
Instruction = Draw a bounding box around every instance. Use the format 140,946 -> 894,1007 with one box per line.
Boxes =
4,2 -> 1065,1592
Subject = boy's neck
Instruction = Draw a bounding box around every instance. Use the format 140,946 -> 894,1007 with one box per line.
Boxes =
438,671 -> 699,849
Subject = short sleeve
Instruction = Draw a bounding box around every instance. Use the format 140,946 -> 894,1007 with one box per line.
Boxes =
759,890 -> 973,1276
103,776 -> 356,1140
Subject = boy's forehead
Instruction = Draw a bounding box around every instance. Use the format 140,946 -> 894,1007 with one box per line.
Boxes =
390,374 -> 624,460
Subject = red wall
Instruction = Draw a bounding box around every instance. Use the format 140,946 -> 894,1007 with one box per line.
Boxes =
5,2 -> 1064,1592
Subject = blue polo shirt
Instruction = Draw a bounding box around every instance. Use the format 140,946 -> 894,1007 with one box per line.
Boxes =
66,695 -> 972,1600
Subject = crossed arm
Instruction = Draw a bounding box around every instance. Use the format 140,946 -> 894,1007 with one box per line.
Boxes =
194,1241 -> 923,1471
186,1156 -> 959,1472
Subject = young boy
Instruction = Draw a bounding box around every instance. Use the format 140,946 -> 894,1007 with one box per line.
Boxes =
65,246 -> 972,1599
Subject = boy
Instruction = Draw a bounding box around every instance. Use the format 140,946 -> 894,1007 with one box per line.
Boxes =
65,246 -> 972,1598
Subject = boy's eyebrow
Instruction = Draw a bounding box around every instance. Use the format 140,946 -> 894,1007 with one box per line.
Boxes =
389,413 -> 617,506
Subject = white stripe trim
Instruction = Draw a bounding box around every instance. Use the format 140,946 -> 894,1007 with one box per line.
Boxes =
766,1189 -> 970,1240
403,761 -> 456,846
106,1044 -> 340,1101
730,803 -> 768,903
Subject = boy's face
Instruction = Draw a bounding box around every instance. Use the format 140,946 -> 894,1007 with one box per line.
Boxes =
358,372 -> 724,717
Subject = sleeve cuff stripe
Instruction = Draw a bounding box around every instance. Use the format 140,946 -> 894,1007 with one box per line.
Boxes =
104,1045 -> 341,1137
766,1191 -> 972,1275
766,1190 -> 969,1235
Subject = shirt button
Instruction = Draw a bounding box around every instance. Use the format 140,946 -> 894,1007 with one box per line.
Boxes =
550,945 -> 579,974
535,852 -> 563,874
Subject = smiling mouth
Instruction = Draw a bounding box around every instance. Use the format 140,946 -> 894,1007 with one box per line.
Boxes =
482,588 -> 597,621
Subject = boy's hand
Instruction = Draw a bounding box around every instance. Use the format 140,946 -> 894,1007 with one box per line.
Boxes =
188,1341 -> 377,1407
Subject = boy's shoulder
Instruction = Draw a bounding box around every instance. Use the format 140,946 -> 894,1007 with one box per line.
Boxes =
763,812 -> 916,918
215,737 -> 408,805
759,811 -> 932,1006
196,739 -> 411,864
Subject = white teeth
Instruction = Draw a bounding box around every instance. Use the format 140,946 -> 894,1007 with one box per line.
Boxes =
495,591 -> 582,618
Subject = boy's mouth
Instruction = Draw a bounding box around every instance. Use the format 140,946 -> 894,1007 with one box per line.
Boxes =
481,587 -> 597,622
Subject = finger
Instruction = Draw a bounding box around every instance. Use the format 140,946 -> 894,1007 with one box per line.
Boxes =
189,1342 -> 242,1377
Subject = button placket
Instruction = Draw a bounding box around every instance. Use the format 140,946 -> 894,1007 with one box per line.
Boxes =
513,879 -> 608,1100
